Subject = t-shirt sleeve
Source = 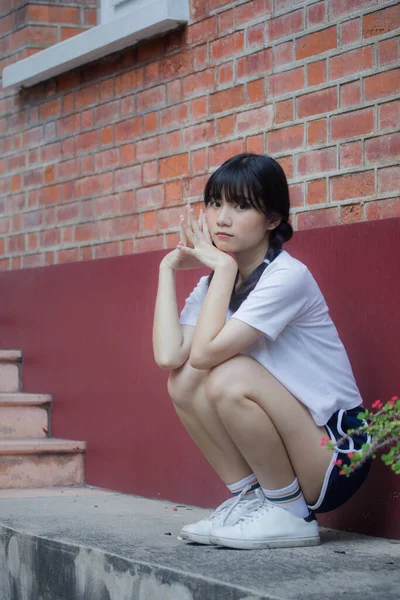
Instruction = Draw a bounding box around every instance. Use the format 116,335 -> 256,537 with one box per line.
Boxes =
179,275 -> 209,327
231,266 -> 309,342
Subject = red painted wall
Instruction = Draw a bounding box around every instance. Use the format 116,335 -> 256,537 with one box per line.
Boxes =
1,217 -> 399,539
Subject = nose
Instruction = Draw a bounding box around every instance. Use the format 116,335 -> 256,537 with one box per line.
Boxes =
216,204 -> 232,226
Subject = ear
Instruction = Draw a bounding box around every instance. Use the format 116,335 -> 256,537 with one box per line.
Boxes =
266,218 -> 282,231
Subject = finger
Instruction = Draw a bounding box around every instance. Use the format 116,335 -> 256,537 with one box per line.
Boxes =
190,207 -> 203,240
177,243 -> 195,255
201,209 -> 213,244
179,215 -> 187,246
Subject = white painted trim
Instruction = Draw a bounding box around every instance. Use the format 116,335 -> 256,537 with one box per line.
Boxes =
2,0 -> 189,90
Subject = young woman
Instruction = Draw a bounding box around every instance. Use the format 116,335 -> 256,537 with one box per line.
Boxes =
152,153 -> 371,550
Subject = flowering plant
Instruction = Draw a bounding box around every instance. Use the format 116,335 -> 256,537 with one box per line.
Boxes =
321,396 -> 400,477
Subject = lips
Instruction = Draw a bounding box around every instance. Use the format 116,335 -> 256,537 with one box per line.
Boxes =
216,232 -> 233,237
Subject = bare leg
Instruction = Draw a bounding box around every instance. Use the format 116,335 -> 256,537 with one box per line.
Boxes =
205,355 -> 333,505
168,359 -> 252,484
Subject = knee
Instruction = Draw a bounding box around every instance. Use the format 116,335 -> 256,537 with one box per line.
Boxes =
205,361 -> 244,411
167,361 -> 206,411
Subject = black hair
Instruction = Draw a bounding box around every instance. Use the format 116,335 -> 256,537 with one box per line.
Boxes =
204,153 -> 293,312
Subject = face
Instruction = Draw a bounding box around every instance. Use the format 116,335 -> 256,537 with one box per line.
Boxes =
205,194 -> 279,254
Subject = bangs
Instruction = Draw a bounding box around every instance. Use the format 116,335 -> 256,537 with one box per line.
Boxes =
204,157 -> 264,212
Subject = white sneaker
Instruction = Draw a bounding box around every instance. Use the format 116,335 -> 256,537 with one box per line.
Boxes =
180,486 -> 260,545
209,488 -> 320,549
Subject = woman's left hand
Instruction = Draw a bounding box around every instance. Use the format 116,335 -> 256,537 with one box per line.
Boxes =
177,205 -> 237,271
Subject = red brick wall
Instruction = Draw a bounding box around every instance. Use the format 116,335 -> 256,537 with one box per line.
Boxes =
0,0 -> 399,270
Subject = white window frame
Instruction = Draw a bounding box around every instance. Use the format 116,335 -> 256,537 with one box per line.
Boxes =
2,0 -> 189,90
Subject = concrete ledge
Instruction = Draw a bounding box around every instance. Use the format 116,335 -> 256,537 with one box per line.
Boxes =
0,489 -> 399,600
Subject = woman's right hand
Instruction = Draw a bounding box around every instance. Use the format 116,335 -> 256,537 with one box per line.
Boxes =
160,206 -> 208,271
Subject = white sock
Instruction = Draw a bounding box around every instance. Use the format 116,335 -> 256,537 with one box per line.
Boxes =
262,478 -> 310,518
227,473 -> 260,499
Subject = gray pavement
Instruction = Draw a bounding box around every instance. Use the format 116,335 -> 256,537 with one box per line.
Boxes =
0,486 -> 399,600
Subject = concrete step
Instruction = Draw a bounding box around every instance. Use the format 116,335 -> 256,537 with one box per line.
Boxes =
0,489 -> 399,600
0,438 -> 86,489
0,350 -> 22,393
0,393 -> 52,439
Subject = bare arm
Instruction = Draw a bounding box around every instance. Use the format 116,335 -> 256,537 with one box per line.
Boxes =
152,262 -> 195,370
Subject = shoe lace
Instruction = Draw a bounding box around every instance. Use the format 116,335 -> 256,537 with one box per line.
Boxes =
210,484 -> 255,527
236,488 -> 274,525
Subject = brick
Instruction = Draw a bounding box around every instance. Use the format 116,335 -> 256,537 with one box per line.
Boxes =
330,0 -> 375,19
237,105 -> 273,134
365,132 -> 400,164
269,9 -> 303,41
75,131 -> 99,154
297,147 -> 336,176
183,69 -> 215,98
160,103 -> 189,129
183,121 -> 215,148
115,117 -> 142,142
269,67 -> 304,97
247,22 -> 265,50
39,99 -> 61,121
75,222 -> 99,243
75,86 -> 99,110
330,46 -> 373,80
137,38 -> 165,63
160,50 -> 191,79
289,184 -> 304,209
61,27 -> 86,42
186,16 -> 216,45
307,59 -> 326,86
114,165 -> 142,191
166,130 -> 182,152
217,113 -> 234,139
363,5 -> 400,39
365,197 -> 400,220
297,87 -> 337,118
160,154 -> 189,179
331,108 -> 374,141
340,81 -> 361,108
115,70 -> 143,95
273,41 -> 294,68
183,175 -> 209,200
95,101 -> 119,124
120,191 -> 135,214
136,135 -> 165,161
144,112 -> 158,134
135,235 -> 164,253
341,203 -> 363,224
156,206 -> 182,230
378,165 -> 400,193
165,180 -> 183,206
247,78 -> 265,103
137,86 -> 165,112
340,18 -> 361,45
193,44 -> 208,70
143,161 -> 158,184
209,85 -> 245,114
331,171 -> 375,201
211,31 -> 244,61
136,184 -> 165,212
217,8 -> 234,34
8,234 -> 26,254
140,210 -> 157,233
340,141 -> 362,168
217,62 -> 234,86
237,48 -> 272,79
75,175 -> 100,199
95,149 -> 119,171
246,134 -> 264,154
296,207 -> 338,231
378,36 -> 400,67
209,139 -> 244,168
306,178 -> 327,206
192,96 -> 208,120
111,214 -> 139,237
364,69 -> 400,101
27,5 -> 80,24
267,124 -> 304,153
296,26 -> 336,60
307,1 -> 326,26
235,0 -> 272,26
378,100 -> 400,129
275,99 -> 293,124
57,203 -> 80,223
209,0 -> 233,8
39,185 -> 62,206
191,148 -> 208,174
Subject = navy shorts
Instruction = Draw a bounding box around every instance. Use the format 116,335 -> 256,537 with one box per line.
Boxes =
308,406 -> 372,514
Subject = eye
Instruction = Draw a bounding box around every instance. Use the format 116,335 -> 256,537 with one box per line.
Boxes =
235,203 -> 248,211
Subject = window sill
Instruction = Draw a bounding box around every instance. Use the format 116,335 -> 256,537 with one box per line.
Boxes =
2,0 -> 189,90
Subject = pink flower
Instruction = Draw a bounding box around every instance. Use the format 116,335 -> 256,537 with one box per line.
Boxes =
389,396 -> 398,406
320,437 -> 330,446
339,470 -> 345,476
372,400 -> 383,409
334,459 -> 343,466
347,452 -> 355,459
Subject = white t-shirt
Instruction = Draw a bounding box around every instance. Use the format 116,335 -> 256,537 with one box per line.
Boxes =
179,249 -> 363,426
